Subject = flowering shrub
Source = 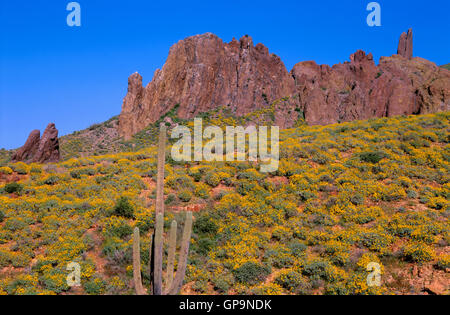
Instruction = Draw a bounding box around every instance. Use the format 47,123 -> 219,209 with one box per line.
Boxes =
402,242 -> 436,263
0,167 -> 13,175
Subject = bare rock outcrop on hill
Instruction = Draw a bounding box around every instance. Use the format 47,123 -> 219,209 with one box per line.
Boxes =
397,28 -> 413,60
33,123 -> 60,163
12,123 -> 60,164
291,50 -> 450,125
119,33 -> 296,139
12,130 -> 41,163
118,30 -> 450,139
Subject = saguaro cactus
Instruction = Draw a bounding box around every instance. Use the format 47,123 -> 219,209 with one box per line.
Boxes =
132,124 -> 193,295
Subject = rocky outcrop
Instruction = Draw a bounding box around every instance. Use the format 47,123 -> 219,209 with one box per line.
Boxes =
33,123 -> 60,163
291,51 -> 450,125
12,130 -> 41,163
12,123 -> 60,164
118,30 -> 450,138
397,29 -> 413,60
119,33 -> 298,139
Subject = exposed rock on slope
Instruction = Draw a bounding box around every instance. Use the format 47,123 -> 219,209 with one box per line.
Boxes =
12,130 -> 41,162
33,123 -> 60,163
397,28 -> 413,60
291,51 -> 450,125
119,30 -> 450,139
119,33 -> 296,139
12,123 -> 60,164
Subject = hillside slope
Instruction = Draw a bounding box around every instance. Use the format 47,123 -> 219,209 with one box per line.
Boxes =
0,112 -> 448,295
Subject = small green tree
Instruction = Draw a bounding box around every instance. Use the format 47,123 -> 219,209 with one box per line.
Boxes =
113,196 -> 134,218
4,182 -> 23,194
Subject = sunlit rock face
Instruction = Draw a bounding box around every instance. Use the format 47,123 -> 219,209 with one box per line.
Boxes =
119,31 -> 450,139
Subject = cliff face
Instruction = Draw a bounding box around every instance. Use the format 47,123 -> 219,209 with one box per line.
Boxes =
119,33 -> 297,139
292,50 -> 450,125
119,30 -> 450,139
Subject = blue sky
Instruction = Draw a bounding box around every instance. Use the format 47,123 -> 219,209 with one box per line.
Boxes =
1,0 -> 449,149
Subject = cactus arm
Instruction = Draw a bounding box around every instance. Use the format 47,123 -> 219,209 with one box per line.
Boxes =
168,211 -> 193,295
153,212 -> 164,295
165,220 -> 177,293
132,227 -> 147,295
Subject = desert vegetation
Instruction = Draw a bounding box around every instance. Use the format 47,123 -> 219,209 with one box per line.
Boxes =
0,112 -> 448,295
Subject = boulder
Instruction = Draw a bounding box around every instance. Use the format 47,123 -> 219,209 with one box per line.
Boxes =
33,123 -> 60,163
11,130 -> 40,163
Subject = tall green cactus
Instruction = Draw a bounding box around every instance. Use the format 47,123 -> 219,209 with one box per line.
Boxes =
165,220 -> 177,290
132,124 -> 193,295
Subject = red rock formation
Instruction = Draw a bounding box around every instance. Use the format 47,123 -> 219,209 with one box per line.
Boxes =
12,130 -> 40,163
33,123 -> 60,163
397,29 -> 413,60
291,50 -> 450,125
119,33 -> 298,139
13,124 -> 60,164
118,31 -> 450,138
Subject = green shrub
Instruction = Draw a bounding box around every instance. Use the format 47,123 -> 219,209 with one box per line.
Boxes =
402,242 -> 435,263
194,215 -> 218,235
263,245 -> 295,268
213,278 -> 230,293
212,273 -> 235,294
40,268 -> 70,293
288,240 -> 307,257
0,167 -> 13,175
83,276 -> 107,295
205,172 -> 220,187
275,269 -> 309,293
435,254 -> 450,270
359,151 -> 385,164
112,196 -> 134,219
236,180 -> 256,196
302,261 -> 330,280
43,176 -> 59,185
178,189 -> 192,202
4,218 -> 28,232
194,183 -> 211,199
192,280 -> 208,293
4,182 -> 23,194
233,262 -> 270,285
195,237 -> 216,255
11,162 -> 29,175
70,170 -> 82,179
165,193 -> 176,205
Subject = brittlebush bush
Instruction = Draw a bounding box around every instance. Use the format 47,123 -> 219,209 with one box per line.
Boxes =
402,242 -> 436,263
0,167 -> 13,175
